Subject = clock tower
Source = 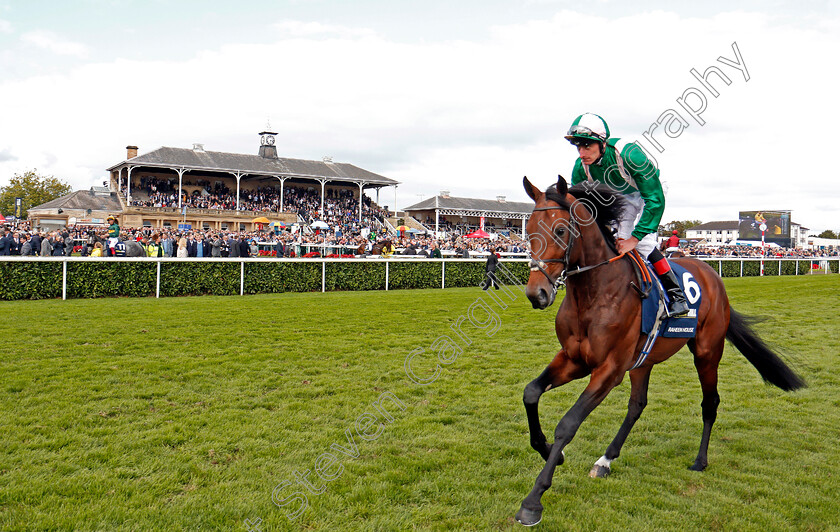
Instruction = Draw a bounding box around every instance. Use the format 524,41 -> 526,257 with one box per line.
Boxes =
258,129 -> 278,159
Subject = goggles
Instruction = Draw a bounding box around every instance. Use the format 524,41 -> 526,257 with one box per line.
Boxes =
566,125 -> 606,141
568,138 -> 596,148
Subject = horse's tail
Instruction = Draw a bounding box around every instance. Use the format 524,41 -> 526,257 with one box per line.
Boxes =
726,308 -> 806,391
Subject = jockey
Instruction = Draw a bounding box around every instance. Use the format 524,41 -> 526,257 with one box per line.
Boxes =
566,112 -> 689,317
666,230 -> 681,253
106,215 -> 120,256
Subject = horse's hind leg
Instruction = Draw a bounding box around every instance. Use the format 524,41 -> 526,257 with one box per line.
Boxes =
523,349 -> 587,461
688,336 -> 724,471
590,365 -> 653,478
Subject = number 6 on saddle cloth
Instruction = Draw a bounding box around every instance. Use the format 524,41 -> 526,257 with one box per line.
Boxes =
633,257 -> 703,370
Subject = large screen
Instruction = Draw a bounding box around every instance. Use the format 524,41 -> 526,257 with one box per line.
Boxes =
738,210 -> 791,245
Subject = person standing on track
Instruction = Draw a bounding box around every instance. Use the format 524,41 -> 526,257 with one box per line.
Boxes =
565,112 -> 689,317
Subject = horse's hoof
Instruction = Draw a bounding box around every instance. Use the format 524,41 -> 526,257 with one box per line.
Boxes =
689,461 -> 707,472
589,464 -> 610,478
515,506 -> 543,527
532,442 -> 551,461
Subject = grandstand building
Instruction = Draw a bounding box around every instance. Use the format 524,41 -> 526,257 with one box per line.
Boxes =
403,192 -> 531,237
103,130 -> 399,231
27,130 -> 399,232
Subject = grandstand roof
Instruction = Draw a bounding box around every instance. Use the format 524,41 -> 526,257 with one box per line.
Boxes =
107,146 -> 398,187
28,187 -> 122,213
404,195 -> 533,216
689,220 -> 739,231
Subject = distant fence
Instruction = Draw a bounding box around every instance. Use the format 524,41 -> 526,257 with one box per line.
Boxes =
0,257 -> 835,301
698,257 -> 838,278
0,257 -> 530,301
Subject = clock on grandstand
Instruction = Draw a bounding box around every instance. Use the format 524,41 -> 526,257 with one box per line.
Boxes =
260,131 -> 277,146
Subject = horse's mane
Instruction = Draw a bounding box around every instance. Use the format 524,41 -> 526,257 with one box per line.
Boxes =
544,182 -> 627,254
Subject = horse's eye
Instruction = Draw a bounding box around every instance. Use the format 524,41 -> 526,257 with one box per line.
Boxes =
555,227 -> 566,237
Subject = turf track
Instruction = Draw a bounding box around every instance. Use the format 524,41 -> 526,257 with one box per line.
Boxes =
0,274 -> 838,531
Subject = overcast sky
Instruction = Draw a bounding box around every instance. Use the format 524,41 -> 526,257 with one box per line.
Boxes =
0,0 -> 838,232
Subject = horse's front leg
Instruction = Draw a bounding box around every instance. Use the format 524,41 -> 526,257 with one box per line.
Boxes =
590,365 -> 653,478
516,365 -> 623,527
523,349 -> 587,460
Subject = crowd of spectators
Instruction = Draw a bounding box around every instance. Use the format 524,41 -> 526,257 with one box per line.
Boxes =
683,245 -> 839,258
0,220 -> 531,258
123,180 -> 390,236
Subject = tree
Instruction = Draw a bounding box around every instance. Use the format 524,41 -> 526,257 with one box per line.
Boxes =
815,230 -> 838,239
0,170 -> 72,219
659,220 -> 703,237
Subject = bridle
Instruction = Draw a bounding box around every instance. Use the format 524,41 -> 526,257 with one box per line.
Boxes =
528,205 -> 577,293
527,204 -> 625,296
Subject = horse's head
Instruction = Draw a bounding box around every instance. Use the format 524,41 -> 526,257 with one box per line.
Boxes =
523,175 -> 626,309
523,175 -> 575,309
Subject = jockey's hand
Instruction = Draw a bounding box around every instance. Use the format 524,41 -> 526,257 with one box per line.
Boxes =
617,236 -> 640,255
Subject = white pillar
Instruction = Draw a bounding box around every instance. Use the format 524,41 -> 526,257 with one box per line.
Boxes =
126,166 -> 135,203
320,179 -> 326,215
521,217 -> 526,239
393,185 -> 398,218
176,168 -> 187,209
276,176 -> 286,213
235,172 -> 243,211
117,168 -> 122,193
358,182 -> 364,221
435,195 -> 439,233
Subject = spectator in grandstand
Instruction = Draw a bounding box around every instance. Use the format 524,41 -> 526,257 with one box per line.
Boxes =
0,228 -> 10,255
63,230 -> 74,256
238,235 -> 250,258
29,232 -> 41,256
90,241 -> 103,257
147,234 -> 164,257
19,234 -> 31,256
228,234 -> 240,258
176,236 -> 189,258
249,239 -> 259,257
40,232 -> 53,256
188,233 -> 210,258
210,235 -> 222,257
161,233 -> 174,257
51,233 -> 65,256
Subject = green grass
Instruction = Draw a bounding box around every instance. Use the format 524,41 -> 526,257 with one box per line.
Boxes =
0,275 -> 838,531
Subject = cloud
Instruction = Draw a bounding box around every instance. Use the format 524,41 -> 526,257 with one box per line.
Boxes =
20,30 -> 89,57
273,20 -> 377,39
0,10 -> 838,231
0,148 -> 15,162
0,18 -> 11,33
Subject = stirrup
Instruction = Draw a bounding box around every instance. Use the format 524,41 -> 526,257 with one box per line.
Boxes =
666,298 -> 689,317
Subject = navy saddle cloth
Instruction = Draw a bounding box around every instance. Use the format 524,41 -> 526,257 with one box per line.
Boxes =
640,262 -> 702,338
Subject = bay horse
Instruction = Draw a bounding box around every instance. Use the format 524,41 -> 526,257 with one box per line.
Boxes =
515,176 -> 805,526
370,239 -> 393,256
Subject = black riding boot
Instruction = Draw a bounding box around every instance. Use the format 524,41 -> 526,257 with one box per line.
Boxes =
657,269 -> 690,317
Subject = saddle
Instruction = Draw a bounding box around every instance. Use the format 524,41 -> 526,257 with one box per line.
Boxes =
624,250 -> 702,370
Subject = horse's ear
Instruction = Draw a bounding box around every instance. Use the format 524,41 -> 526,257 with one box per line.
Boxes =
556,175 -> 568,196
523,176 -> 541,202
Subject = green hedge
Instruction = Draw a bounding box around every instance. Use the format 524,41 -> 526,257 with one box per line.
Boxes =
246,262 -> 322,294
1,258 -> 828,301
160,262 -> 240,297
701,259 -> 817,277
0,261 -> 62,300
